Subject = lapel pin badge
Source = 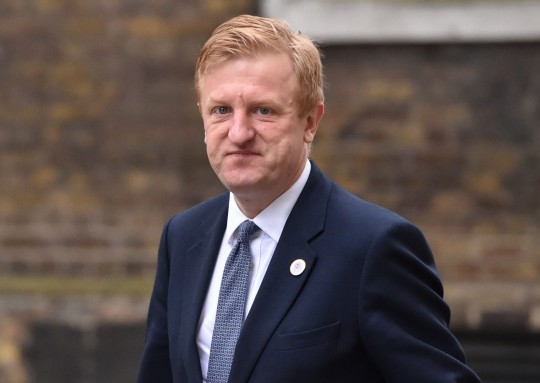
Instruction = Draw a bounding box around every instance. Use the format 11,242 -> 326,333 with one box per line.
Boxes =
290,259 -> 306,276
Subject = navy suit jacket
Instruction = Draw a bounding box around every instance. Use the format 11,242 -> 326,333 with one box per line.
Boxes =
137,162 -> 480,382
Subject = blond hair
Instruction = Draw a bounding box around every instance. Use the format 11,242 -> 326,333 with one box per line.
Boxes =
194,14 -> 324,117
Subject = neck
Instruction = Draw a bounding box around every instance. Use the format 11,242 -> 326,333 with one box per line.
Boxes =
233,193 -> 277,219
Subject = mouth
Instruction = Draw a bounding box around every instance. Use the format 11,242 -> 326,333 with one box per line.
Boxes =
226,150 -> 259,157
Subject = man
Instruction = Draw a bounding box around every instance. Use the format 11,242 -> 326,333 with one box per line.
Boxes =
137,14 -> 481,383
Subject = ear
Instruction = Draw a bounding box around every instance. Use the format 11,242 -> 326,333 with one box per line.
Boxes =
303,102 -> 324,144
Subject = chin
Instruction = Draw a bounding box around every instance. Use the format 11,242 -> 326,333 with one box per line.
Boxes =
222,175 -> 271,198
219,172 -> 253,188
224,179 -> 261,194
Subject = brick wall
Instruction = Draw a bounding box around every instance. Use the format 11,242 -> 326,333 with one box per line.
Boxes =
320,42 -> 540,281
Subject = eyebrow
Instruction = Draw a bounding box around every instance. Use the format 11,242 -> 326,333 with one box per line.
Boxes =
206,95 -> 285,108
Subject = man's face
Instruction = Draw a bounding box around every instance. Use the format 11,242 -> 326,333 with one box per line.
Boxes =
198,52 -> 322,210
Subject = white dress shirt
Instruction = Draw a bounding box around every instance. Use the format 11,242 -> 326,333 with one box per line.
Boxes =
196,160 -> 311,381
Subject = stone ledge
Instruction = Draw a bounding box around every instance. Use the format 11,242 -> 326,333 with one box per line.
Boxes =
261,0 -> 540,43
445,281 -> 540,332
2,281 -> 540,333
0,295 -> 149,326
0,276 -> 153,298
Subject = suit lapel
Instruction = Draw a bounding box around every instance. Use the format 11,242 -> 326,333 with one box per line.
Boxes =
178,196 -> 228,382
229,163 -> 332,382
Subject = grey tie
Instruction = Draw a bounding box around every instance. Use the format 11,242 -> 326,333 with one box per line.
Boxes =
207,220 -> 259,383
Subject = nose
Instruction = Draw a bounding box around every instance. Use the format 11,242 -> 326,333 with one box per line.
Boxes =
228,111 -> 255,145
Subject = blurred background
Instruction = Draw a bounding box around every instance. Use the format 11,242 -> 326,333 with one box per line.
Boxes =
1,0 -> 539,382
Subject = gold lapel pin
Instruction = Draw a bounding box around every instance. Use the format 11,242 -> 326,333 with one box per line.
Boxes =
290,259 -> 306,276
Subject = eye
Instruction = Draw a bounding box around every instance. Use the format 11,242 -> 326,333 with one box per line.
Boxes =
257,107 -> 271,115
213,106 -> 230,115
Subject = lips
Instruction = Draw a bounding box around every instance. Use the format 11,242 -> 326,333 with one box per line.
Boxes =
226,150 -> 259,157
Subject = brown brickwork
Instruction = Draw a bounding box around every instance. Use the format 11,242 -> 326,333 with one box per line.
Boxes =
319,43 -> 540,276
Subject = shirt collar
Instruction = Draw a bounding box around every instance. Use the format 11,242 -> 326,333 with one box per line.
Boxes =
225,160 -> 311,244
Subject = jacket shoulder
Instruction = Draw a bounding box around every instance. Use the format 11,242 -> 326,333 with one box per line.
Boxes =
328,183 -> 416,235
331,183 -> 407,221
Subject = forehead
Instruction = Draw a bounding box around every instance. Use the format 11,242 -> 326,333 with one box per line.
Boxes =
201,52 -> 295,80
199,53 -> 297,97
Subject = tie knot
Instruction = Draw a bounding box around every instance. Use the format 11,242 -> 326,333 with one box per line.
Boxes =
236,220 -> 259,243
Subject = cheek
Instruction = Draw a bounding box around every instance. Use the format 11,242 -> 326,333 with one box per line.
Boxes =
203,127 -> 222,148
204,133 -> 218,157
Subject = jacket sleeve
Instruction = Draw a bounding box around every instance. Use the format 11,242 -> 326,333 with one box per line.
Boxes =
136,218 -> 174,383
358,221 -> 481,382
